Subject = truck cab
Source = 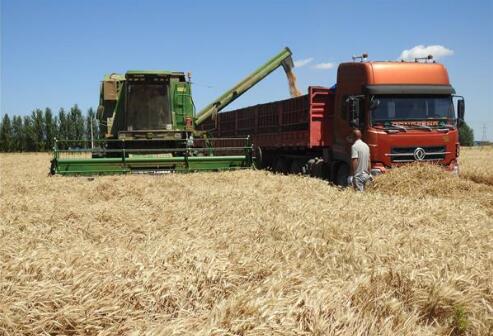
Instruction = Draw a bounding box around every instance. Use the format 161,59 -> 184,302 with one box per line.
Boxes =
332,59 -> 464,179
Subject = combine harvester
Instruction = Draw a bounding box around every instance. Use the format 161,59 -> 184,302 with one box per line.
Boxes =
51,48 -> 297,175
199,53 -> 466,185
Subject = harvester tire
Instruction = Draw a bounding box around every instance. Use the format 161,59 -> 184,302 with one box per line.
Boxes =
49,159 -> 56,175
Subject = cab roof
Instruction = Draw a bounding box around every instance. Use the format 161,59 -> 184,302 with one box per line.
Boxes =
338,61 -> 451,86
126,70 -> 185,77
103,71 -> 186,81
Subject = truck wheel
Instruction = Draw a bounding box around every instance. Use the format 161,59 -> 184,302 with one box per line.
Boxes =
290,159 -> 305,174
336,163 -> 349,187
254,147 -> 264,169
273,157 -> 288,174
306,158 -> 325,178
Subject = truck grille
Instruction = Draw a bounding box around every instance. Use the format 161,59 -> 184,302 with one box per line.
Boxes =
387,146 -> 448,163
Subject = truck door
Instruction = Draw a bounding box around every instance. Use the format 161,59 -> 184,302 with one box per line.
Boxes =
332,94 -> 355,162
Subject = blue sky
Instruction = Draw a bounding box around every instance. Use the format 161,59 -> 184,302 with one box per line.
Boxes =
1,0 -> 492,140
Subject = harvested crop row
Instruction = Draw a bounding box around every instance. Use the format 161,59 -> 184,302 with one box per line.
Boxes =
0,149 -> 492,335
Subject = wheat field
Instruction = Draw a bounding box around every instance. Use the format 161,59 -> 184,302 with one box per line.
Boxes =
0,148 -> 492,335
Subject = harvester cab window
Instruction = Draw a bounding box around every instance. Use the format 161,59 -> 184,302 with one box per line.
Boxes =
126,83 -> 171,131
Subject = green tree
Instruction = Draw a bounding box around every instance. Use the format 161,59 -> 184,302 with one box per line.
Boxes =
69,105 -> 85,145
58,108 -> 68,140
53,115 -> 59,140
85,107 -> 97,146
459,122 -> 474,146
12,116 -> 24,151
44,108 -> 56,150
0,114 -> 13,152
32,109 -> 45,151
23,115 -> 36,151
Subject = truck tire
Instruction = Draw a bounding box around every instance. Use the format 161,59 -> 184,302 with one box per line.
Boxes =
306,158 -> 326,178
290,159 -> 305,174
273,156 -> 288,174
254,146 -> 264,169
336,163 -> 349,187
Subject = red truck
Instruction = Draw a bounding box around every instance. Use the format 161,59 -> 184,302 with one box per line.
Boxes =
199,55 -> 465,185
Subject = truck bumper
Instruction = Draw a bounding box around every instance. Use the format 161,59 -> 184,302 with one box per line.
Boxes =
370,160 -> 459,176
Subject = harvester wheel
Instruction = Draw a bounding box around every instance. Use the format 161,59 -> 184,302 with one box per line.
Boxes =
49,159 -> 56,175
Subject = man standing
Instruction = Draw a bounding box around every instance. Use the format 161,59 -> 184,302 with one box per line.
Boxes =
349,129 -> 371,191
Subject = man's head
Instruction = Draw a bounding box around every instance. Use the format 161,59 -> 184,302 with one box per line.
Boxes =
352,129 -> 362,142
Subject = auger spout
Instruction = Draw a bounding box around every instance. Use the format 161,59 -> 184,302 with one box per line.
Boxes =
195,47 -> 298,126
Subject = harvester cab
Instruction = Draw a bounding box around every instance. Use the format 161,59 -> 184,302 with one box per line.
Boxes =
51,47 -> 297,175
98,71 -> 193,142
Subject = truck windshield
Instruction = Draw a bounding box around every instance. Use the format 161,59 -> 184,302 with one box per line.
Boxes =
126,83 -> 171,130
371,95 -> 455,127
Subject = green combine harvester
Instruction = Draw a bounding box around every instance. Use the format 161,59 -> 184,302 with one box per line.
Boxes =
51,48 -> 295,175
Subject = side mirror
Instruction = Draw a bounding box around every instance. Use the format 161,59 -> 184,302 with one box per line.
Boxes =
457,99 -> 465,127
369,98 -> 380,110
346,97 -> 360,126
350,118 -> 359,128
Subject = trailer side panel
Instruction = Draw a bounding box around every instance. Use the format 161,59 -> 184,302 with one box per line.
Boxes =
202,86 -> 334,150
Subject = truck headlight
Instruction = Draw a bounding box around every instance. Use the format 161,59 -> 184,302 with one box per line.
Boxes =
370,163 -> 386,176
371,168 -> 383,176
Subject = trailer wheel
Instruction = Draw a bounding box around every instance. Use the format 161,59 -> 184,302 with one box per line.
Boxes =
306,158 -> 326,178
273,156 -> 288,174
335,163 -> 349,187
290,159 -> 305,174
254,147 -> 264,169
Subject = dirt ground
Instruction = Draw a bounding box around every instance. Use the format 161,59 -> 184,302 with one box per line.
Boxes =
1,148 -> 492,335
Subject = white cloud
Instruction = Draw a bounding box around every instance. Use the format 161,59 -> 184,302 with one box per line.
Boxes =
399,45 -> 454,61
313,62 -> 335,70
294,57 -> 313,68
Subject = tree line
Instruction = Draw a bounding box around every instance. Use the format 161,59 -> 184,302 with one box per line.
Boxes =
458,122 -> 474,146
0,106 -> 476,151
0,105 -> 98,152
